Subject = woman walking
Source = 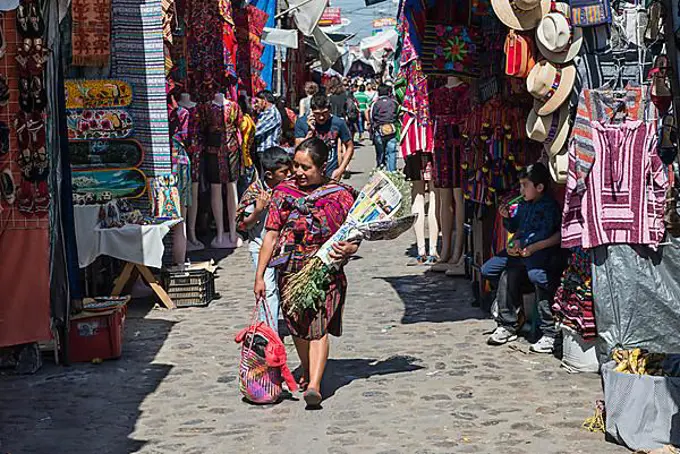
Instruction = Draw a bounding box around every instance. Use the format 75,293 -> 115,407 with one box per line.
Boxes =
254,138 -> 359,408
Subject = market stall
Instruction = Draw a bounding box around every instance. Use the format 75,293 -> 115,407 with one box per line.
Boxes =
0,0 -> 73,373
394,0 -> 680,449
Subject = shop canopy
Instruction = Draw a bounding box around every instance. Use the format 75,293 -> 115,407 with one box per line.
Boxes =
359,28 -> 398,61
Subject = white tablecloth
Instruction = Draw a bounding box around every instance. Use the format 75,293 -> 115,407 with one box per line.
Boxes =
74,206 -> 180,269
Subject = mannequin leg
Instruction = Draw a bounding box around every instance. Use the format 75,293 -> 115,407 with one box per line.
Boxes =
434,188 -> 454,263
224,181 -> 242,247
427,186 -> 438,258
187,182 -> 204,251
411,181 -> 426,258
451,188 -> 465,264
210,183 -> 226,248
445,188 -> 467,277
173,205 -> 187,265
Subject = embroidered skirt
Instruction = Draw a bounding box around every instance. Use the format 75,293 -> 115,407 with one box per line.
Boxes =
279,271 -> 347,340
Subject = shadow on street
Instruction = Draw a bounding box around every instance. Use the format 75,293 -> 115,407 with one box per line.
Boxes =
0,304 -> 176,454
377,274 -> 486,324
320,355 -> 424,401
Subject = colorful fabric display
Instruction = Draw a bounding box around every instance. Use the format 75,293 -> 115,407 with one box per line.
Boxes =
111,0 -> 172,176
422,24 -> 482,77
71,0 -> 111,66
552,247 -> 597,339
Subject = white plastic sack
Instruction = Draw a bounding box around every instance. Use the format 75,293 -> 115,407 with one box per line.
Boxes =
602,361 -> 680,451
560,326 -> 599,373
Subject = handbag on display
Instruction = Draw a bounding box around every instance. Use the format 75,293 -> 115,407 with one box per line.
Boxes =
151,174 -> 181,219
504,30 -> 536,78
569,0 -> 612,26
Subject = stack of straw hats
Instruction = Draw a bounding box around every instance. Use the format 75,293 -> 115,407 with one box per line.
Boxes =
492,0 -> 583,182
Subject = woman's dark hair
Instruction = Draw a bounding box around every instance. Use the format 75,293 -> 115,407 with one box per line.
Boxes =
359,84 -> 366,91
275,97 -> 295,146
310,94 -> 330,111
256,90 -> 276,104
295,137 -> 329,169
238,94 -> 252,116
519,162 -> 551,191
261,146 -> 292,172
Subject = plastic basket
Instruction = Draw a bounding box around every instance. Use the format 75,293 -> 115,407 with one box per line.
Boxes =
162,269 -> 217,308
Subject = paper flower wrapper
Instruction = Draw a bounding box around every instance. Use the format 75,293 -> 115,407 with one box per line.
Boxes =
281,172 -> 416,317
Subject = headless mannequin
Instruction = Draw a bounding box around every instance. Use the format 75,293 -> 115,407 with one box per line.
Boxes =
210,92 -> 242,249
168,97 -> 189,264
178,93 -> 205,252
432,76 -> 466,274
411,180 -> 438,260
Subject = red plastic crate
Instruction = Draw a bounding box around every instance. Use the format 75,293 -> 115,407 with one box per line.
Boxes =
68,307 -> 125,363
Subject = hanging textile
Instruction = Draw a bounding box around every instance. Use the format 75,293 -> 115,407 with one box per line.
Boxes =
111,0 -> 172,176
71,0 -> 111,66
186,0 -> 237,100
251,0 -> 276,90
234,4 -> 268,95
397,20 -> 433,157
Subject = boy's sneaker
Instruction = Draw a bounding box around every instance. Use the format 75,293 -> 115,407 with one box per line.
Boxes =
530,336 -> 555,353
487,327 -> 518,345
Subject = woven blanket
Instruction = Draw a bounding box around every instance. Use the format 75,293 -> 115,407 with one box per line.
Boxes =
112,0 -> 171,177
72,0 -> 111,66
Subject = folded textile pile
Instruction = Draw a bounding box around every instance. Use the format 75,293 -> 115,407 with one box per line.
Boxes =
552,247 -> 596,339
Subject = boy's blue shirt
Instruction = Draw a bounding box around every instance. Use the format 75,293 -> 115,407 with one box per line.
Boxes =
503,195 -> 561,246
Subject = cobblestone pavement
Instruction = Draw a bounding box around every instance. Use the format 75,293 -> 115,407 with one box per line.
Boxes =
0,145 -> 628,454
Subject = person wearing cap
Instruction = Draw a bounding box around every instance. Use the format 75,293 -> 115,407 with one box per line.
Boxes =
482,163 -> 563,353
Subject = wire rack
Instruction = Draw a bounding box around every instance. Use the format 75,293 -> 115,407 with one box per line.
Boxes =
0,10 -> 49,231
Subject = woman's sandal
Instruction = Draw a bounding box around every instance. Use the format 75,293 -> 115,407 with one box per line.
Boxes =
297,376 -> 309,392
303,389 -> 322,408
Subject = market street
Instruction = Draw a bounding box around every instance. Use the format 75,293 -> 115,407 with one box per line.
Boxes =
0,144 -> 627,454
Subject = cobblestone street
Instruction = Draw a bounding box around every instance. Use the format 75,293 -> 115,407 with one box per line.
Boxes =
0,146 -> 627,454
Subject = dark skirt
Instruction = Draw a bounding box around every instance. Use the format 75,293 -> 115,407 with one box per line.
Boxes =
279,271 -> 347,340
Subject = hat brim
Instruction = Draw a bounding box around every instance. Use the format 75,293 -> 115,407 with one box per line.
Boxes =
544,105 -> 570,156
491,0 -> 551,31
549,148 -> 569,184
536,26 -> 583,64
532,63 -> 576,116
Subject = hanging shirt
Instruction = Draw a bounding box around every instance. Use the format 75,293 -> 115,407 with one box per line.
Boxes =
254,105 -> 282,154
562,119 -> 667,249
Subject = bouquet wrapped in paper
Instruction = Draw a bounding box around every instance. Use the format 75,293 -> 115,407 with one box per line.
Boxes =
282,171 -> 417,316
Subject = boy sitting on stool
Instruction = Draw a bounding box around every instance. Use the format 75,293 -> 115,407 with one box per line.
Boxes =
482,163 -> 562,353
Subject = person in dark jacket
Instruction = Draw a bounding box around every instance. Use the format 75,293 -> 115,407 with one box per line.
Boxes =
369,84 -> 399,171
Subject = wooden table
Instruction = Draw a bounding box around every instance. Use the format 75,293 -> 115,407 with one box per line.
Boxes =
111,262 -> 175,309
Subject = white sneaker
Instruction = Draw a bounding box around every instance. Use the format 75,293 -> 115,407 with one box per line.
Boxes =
530,336 -> 555,353
487,327 -> 518,346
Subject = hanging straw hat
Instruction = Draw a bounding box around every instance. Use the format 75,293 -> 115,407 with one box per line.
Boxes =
549,147 -> 569,184
526,59 -> 576,115
536,2 -> 583,63
491,0 -> 551,31
526,104 -> 570,156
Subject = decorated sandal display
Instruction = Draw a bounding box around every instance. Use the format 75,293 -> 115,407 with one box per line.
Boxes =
0,75 -> 9,107
33,180 -> 48,213
18,76 -> 32,112
15,3 -> 29,36
17,179 -> 33,214
0,167 -> 15,205
27,1 -> 44,38
31,75 -> 47,111
0,122 -> 9,155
